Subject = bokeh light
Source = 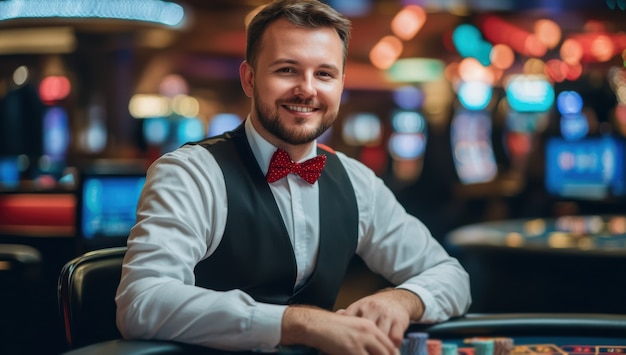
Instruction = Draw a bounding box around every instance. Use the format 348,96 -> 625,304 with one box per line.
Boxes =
129,94 -> 171,118
143,118 -> 170,145
39,75 -> 71,103
370,35 -> 403,70
392,85 -> 424,110
342,113 -> 382,146
12,65 -> 29,86
534,19 -> 562,49
458,81 -> 493,110
506,74 -> 555,112
208,113 -> 242,137
388,132 -> 427,160
391,5 -> 426,41
557,91 -> 584,115
490,44 -> 515,70
387,58 -> 445,83
391,110 -> 426,134
452,24 -> 492,66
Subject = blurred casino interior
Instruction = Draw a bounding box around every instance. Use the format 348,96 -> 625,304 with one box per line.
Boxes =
1,0 -> 626,353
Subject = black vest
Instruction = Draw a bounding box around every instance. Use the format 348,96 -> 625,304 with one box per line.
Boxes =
190,124 -> 358,310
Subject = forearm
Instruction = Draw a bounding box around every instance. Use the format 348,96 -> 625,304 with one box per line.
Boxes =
116,279 -> 285,351
280,305 -> 318,347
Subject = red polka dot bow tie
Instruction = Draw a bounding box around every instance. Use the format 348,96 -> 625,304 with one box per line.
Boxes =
266,149 -> 327,184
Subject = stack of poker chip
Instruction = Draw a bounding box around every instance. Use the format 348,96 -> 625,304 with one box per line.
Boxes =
471,339 -> 494,355
406,332 -> 429,355
401,332 -> 456,355
492,337 -> 514,355
401,338 -> 411,355
427,339 -> 443,355
464,337 -> 514,355
442,342 -> 458,355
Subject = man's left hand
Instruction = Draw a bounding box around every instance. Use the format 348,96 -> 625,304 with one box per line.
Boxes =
335,288 -> 424,347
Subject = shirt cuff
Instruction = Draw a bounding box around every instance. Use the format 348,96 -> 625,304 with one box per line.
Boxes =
396,284 -> 440,323
249,303 -> 288,352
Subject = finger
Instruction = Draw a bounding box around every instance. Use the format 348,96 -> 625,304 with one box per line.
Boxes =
377,329 -> 399,355
388,322 -> 406,347
341,304 -> 362,317
376,316 -> 393,339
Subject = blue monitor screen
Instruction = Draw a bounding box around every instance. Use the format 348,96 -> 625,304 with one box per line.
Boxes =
545,136 -> 626,200
80,174 -> 146,239
0,156 -> 20,188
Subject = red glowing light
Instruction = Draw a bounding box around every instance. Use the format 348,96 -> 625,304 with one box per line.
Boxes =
39,76 -> 71,104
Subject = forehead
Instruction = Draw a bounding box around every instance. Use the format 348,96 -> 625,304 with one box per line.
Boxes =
258,18 -> 344,66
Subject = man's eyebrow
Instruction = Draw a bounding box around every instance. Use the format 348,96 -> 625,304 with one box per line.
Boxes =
268,58 -> 340,72
268,58 -> 298,66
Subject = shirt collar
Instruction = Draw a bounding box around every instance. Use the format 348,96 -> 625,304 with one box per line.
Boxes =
244,117 -> 318,175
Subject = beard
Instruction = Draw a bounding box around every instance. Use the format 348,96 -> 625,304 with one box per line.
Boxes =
253,89 -> 335,145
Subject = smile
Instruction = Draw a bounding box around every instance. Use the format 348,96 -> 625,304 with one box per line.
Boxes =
284,105 -> 316,113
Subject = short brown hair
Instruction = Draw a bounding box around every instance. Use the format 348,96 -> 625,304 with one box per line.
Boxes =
245,0 -> 352,69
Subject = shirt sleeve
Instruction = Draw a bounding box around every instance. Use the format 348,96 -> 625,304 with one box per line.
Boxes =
115,145 -> 286,352
338,153 -> 472,323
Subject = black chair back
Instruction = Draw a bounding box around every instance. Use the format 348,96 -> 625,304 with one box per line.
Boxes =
0,243 -> 41,354
58,246 -> 126,350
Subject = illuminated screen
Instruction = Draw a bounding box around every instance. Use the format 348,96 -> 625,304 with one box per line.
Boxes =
545,137 -> 626,200
0,156 -> 19,188
79,174 -> 146,239
450,110 -> 497,184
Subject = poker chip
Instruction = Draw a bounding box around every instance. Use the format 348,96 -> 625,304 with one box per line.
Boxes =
401,339 -> 411,355
464,337 -> 514,355
406,332 -> 429,355
493,337 -> 514,355
442,343 -> 459,355
427,339 -> 443,355
472,339 -> 495,355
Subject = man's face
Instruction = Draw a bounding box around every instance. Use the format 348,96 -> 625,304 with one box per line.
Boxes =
241,18 -> 345,146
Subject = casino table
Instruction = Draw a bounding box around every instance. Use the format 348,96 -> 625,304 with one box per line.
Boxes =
61,313 -> 626,354
445,215 -> 626,314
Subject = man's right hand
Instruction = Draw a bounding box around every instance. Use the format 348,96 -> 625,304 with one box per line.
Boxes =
280,305 -> 399,355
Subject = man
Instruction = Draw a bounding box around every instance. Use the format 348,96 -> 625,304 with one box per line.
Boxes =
115,1 -> 471,354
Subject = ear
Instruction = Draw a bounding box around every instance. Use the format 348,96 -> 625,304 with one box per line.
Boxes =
240,61 -> 254,98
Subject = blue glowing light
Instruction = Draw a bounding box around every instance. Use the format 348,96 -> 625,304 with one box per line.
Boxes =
458,81 -> 493,110
560,113 -> 589,141
43,106 -> 70,161
506,75 -> 555,112
143,118 -> 170,145
391,110 -> 426,134
452,24 -> 492,66
0,156 -> 20,188
388,133 -> 426,160
0,0 -> 185,27
342,113 -> 382,146
326,0 -> 372,17
557,91 -> 583,115
177,118 -> 204,144
208,113 -> 242,137
393,85 -> 424,110
545,136 -> 626,200
450,110 -> 497,184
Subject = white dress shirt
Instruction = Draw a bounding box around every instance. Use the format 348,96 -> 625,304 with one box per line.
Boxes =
115,118 -> 471,351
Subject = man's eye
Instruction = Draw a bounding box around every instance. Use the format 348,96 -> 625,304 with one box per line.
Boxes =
277,67 -> 295,73
318,72 -> 334,78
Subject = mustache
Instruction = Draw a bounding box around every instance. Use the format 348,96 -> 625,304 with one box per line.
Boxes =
280,97 -> 319,106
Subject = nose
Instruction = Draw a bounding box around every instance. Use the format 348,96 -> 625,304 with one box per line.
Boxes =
293,73 -> 316,98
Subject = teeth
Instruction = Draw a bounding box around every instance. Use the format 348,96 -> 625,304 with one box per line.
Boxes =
286,105 -> 314,113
